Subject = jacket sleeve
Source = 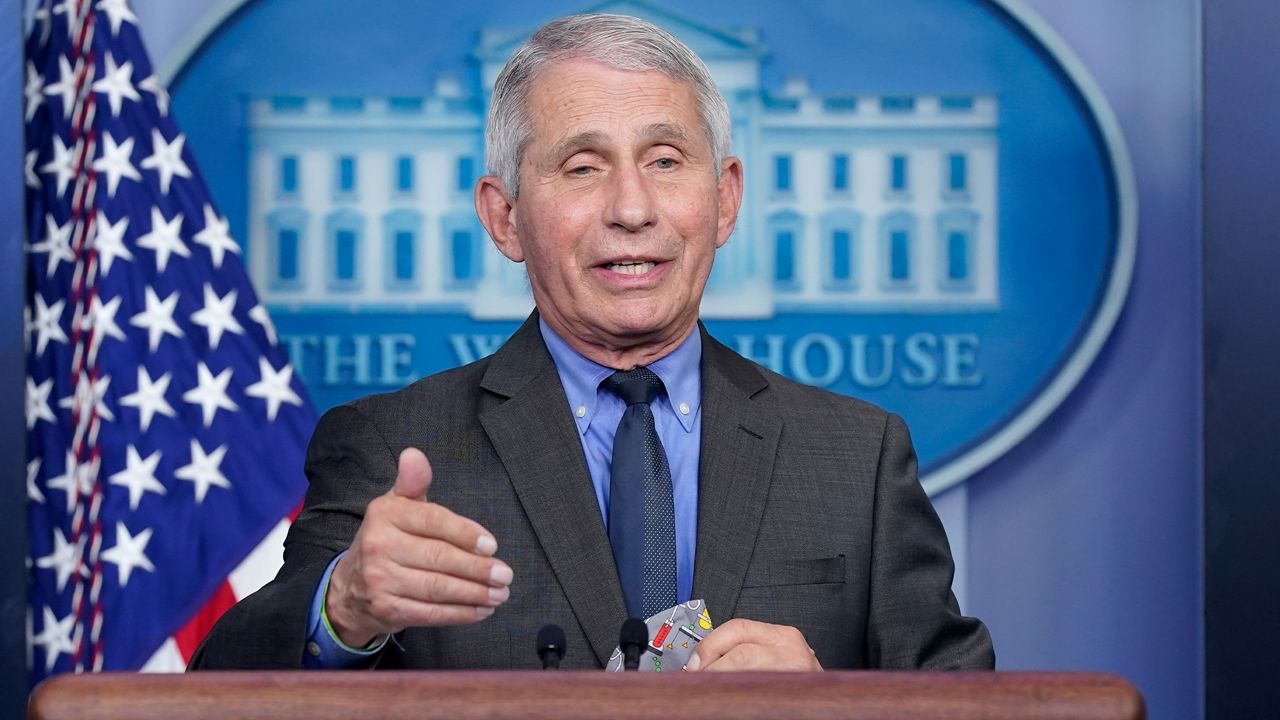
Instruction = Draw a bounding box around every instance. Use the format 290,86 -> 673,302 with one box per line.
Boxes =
188,403 -> 398,670
863,412 -> 995,669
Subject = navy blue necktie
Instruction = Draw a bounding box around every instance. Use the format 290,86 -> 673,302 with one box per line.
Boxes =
603,367 -> 678,619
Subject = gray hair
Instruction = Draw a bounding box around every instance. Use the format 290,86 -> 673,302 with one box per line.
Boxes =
485,13 -> 732,197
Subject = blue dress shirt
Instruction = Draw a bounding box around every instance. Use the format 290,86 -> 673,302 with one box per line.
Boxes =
303,320 -> 702,666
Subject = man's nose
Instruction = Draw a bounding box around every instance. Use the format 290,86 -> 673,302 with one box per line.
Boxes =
605,164 -> 658,232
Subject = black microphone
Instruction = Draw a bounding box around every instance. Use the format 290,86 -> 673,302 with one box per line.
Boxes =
536,624 -> 566,670
619,618 -> 648,671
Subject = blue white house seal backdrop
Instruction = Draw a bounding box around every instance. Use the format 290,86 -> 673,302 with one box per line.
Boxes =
165,0 -> 1134,494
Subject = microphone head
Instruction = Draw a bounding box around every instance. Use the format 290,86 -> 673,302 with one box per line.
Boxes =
619,617 -> 648,649
537,623 -> 566,659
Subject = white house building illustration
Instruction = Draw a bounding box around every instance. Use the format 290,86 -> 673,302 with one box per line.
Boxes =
245,0 -> 999,319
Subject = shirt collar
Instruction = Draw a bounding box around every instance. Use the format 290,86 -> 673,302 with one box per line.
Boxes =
539,318 -> 702,435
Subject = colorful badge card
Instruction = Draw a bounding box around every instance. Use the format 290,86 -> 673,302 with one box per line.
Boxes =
606,599 -> 714,672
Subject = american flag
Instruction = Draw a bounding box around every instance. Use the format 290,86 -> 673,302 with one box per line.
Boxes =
23,0 -> 315,685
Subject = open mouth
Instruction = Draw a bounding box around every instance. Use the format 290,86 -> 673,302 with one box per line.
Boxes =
605,261 -> 657,276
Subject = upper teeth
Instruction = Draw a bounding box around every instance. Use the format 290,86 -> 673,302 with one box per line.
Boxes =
608,262 -> 655,275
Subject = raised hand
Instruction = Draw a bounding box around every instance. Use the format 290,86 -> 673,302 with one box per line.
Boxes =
324,448 -> 513,647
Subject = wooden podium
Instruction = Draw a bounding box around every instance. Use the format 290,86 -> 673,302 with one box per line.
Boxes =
29,671 -> 1143,719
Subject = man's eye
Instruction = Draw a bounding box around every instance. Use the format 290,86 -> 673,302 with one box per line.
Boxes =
654,157 -> 678,169
568,165 -> 593,176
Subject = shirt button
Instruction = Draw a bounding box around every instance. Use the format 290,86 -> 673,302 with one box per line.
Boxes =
679,402 -> 690,415
307,641 -> 321,657
576,405 -> 587,418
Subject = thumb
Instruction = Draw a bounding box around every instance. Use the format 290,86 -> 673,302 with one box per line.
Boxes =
391,447 -> 432,500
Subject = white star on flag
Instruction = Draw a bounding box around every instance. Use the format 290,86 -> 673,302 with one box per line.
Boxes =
27,458 -> 46,504
129,287 -> 184,352
137,74 -> 169,116
109,446 -> 166,511
193,205 -> 240,269
35,528 -> 84,593
31,606 -> 78,673
45,450 -> 98,514
91,53 -> 141,117
135,207 -> 189,272
51,1 -> 77,38
31,2 -> 52,44
25,62 -> 45,122
140,130 -> 192,194
93,132 -> 142,197
248,304 -> 278,345
26,376 -> 56,429
245,358 -> 303,421
119,367 -> 177,432
190,284 -> 244,350
181,362 -> 238,427
58,372 -> 115,423
29,214 -> 75,278
174,440 -> 231,503
42,55 -> 76,119
83,294 -> 128,363
29,293 -> 68,356
25,148 -> 41,190
95,0 -> 139,36
39,134 -> 75,197
101,522 -> 155,587
91,211 -> 134,276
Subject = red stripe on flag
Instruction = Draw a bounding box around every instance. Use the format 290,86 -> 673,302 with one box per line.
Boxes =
173,581 -> 238,663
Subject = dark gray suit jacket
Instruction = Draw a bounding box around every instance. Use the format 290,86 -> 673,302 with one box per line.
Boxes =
190,314 -> 993,670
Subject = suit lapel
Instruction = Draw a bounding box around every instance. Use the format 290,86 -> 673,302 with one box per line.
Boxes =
478,315 -> 626,666
691,329 -> 782,623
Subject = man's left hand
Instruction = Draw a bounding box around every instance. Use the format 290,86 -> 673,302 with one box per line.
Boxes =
685,618 -> 822,671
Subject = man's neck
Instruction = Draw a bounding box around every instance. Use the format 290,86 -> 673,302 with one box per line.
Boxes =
539,314 -> 697,370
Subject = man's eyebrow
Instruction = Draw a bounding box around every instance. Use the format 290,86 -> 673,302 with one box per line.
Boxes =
547,131 -> 608,162
638,122 -> 690,145
545,124 -> 693,162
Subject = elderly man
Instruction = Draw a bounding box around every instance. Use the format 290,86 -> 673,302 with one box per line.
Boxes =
192,13 -> 993,672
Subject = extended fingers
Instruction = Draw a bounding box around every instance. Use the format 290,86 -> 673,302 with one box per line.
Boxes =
356,502 -> 514,599
371,564 -> 510,609
329,528 -> 513,641
383,534 -> 513,588
369,493 -> 498,556
328,485 -> 511,642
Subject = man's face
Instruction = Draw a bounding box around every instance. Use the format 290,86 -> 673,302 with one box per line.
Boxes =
486,59 -> 742,354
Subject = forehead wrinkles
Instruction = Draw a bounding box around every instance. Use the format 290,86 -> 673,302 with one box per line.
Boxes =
527,66 -> 700,153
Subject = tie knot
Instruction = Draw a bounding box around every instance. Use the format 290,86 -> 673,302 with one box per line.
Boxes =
602,367 -> 664,406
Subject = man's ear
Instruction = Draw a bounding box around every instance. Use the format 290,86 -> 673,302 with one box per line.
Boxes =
715,156 -> 744,249
475,175 -> 524,262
